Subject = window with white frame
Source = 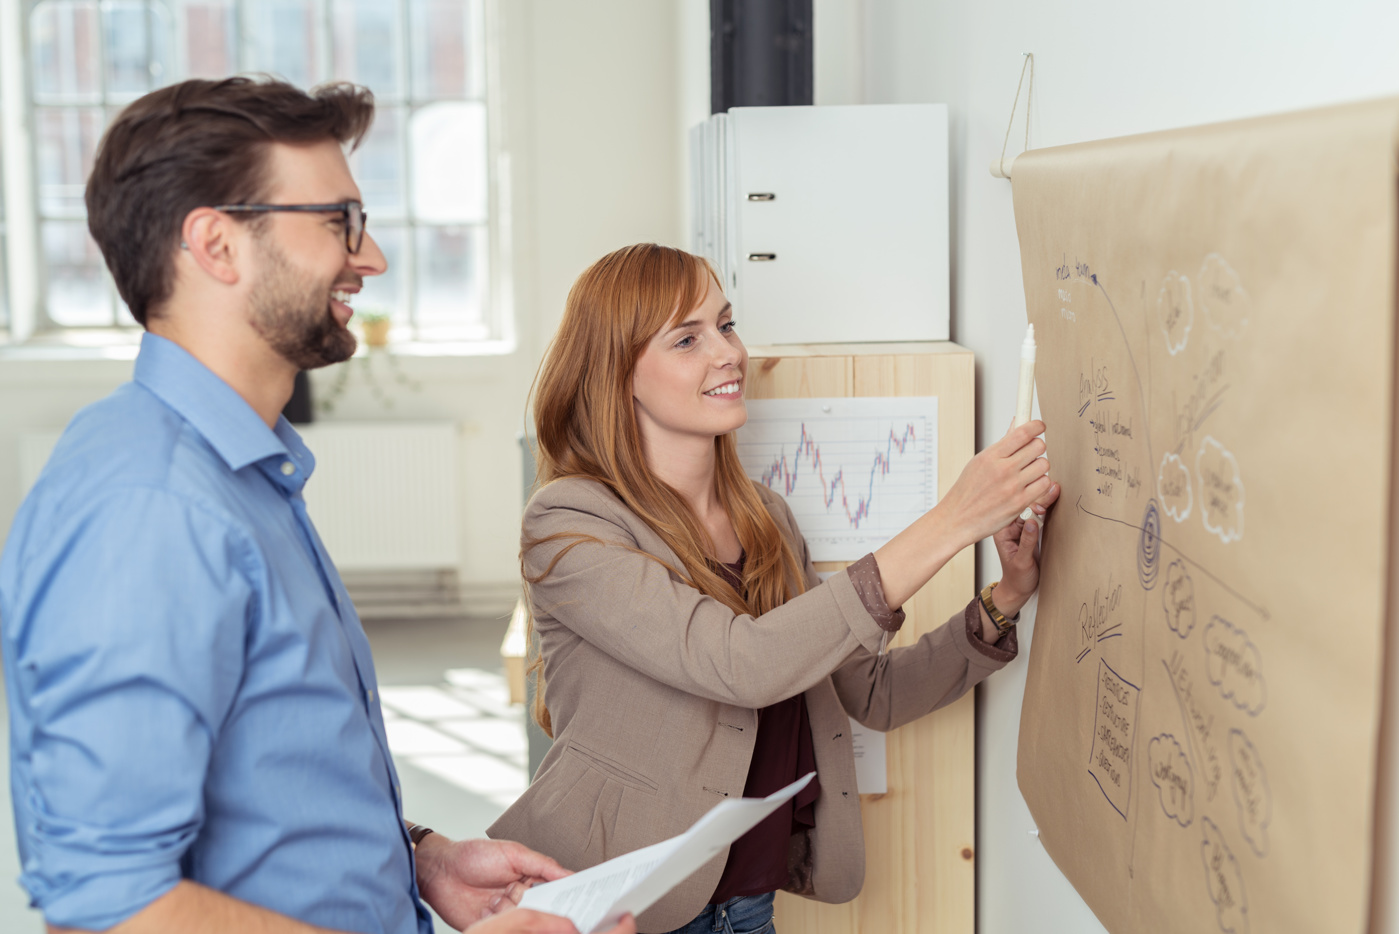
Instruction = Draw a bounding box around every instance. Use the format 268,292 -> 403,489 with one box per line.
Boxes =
9,0 -> 495,344
0,102 -> 9,337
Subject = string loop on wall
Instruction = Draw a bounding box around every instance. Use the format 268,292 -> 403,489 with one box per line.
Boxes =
991,52 -> 1034,180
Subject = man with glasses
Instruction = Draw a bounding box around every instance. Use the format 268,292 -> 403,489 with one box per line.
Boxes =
0,77 -> 631,934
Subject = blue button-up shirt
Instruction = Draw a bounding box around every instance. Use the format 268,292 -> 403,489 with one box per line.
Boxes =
0,334 -> 431,932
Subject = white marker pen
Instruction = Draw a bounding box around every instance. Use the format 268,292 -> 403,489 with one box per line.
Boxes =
1014,323 -> 1036,429
1015,324 -> 1037,522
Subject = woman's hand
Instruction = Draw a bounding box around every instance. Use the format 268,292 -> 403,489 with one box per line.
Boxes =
939,420 -> 1053,548
990,479 -> 1061,618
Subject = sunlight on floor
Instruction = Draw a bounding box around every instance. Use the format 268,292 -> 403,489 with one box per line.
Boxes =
380,668 -> 528,808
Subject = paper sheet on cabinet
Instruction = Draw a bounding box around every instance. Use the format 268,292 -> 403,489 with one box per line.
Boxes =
518,772 -> 815,934
816,570 -> 889,795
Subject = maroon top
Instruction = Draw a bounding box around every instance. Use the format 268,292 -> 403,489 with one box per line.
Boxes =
709,554 -> 821,902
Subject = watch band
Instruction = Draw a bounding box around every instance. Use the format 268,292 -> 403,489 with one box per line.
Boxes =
979,581 -> 1018,633
407,823 -> 435,846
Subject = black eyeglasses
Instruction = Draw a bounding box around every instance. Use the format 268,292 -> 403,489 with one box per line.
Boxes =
211,201 -> 368,254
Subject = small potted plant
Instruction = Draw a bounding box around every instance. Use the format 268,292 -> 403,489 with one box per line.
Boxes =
318,307 -> 420,414
356,308 -> 393,348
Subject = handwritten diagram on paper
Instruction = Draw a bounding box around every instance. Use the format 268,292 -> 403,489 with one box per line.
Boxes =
1012,99 -> 1399,934
735,397 -> 938,562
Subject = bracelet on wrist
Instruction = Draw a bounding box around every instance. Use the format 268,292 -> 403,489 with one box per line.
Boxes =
407,823 -> 435,846
979,581 -> 1020,634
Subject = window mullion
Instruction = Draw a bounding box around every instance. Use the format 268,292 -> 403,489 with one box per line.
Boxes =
397,0 -> 416,338
237,0 -> 253,73
1,0 -> 42,340
483,0 -> 508,344
314,0 -> 330,85
95,0 -> 114,325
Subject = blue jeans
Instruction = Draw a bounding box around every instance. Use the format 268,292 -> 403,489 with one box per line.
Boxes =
659,892 -> 776,934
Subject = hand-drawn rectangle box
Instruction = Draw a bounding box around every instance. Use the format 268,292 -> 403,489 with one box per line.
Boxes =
1087,658 -> 1139,820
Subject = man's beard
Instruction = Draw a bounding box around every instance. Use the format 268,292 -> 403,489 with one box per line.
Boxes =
248,237 -> 358,370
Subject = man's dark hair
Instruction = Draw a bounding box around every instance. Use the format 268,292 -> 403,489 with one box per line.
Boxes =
86,75 -> 375,326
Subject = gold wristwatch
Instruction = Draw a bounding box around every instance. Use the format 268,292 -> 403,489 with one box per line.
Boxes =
979,581 -> 1018,634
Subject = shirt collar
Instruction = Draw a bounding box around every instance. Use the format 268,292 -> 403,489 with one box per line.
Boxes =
134,332 -> 306,474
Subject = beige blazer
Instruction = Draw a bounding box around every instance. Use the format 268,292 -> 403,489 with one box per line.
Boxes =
488,477 -> 1011,932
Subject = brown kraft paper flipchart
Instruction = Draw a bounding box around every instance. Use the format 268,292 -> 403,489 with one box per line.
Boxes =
1012,98 -> 1399,934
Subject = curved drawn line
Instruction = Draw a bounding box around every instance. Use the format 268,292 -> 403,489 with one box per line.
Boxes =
1098,632 -> 1124,642
1102,657 -> 1140,690
1077,496 -> 1269,621
1191,386 -> 1230,434
1088,769 -> 1128,820
1076,646 -> 1093,664
1093,276 -> 1155,469
1164,659 -> 1203,785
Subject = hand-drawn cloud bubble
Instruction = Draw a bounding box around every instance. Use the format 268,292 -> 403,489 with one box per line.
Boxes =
1201,817 -> 1250,934
1196,436 -> 1244,543
1162,560 -> 1196,638
1198,253 -> 1251,339
1158,272 -> 1193,355
1148,734 -> 1194,828
1158,452 -> 1192,523
1204,616 -> 1267,716
1228,729 -> 1271,858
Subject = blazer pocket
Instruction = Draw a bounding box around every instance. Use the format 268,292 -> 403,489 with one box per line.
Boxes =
564,741 -> 658,795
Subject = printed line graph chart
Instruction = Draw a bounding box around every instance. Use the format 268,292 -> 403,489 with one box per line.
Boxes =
736,397 -> 938,561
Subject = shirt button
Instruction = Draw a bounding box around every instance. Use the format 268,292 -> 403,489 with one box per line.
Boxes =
367,689 -> 375,702
280,461 -> 295,476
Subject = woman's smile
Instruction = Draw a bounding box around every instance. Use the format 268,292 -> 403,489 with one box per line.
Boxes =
703,379 -> 743,399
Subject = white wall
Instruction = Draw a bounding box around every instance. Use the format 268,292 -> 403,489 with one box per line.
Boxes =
825,1 -> 1399,931
0,0 -> 687,613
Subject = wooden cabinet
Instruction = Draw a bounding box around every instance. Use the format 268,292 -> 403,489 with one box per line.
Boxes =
746,342 -> 975,934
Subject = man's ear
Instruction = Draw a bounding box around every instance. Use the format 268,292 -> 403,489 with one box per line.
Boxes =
180,208 -> 243,286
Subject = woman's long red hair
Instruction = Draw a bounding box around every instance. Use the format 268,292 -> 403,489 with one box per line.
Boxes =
523,243 -> 807,735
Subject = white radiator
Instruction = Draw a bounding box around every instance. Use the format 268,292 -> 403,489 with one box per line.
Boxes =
19,422 -> 465,617
298,422 -> 460,572
299,422 -> 465,618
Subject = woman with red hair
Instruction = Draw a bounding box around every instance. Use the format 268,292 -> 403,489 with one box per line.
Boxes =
490,244 -> 1058,934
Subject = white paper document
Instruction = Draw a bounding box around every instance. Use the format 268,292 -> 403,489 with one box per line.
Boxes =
518,772 -> 816,933
848,718 -> 887,795
815,572 -> 889,795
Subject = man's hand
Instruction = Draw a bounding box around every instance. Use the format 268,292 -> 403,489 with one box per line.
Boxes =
464,909 -> 637,934
415,835 -> 570,930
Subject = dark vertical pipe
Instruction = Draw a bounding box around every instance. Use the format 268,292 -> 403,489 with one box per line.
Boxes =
710,0 -> 812,115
